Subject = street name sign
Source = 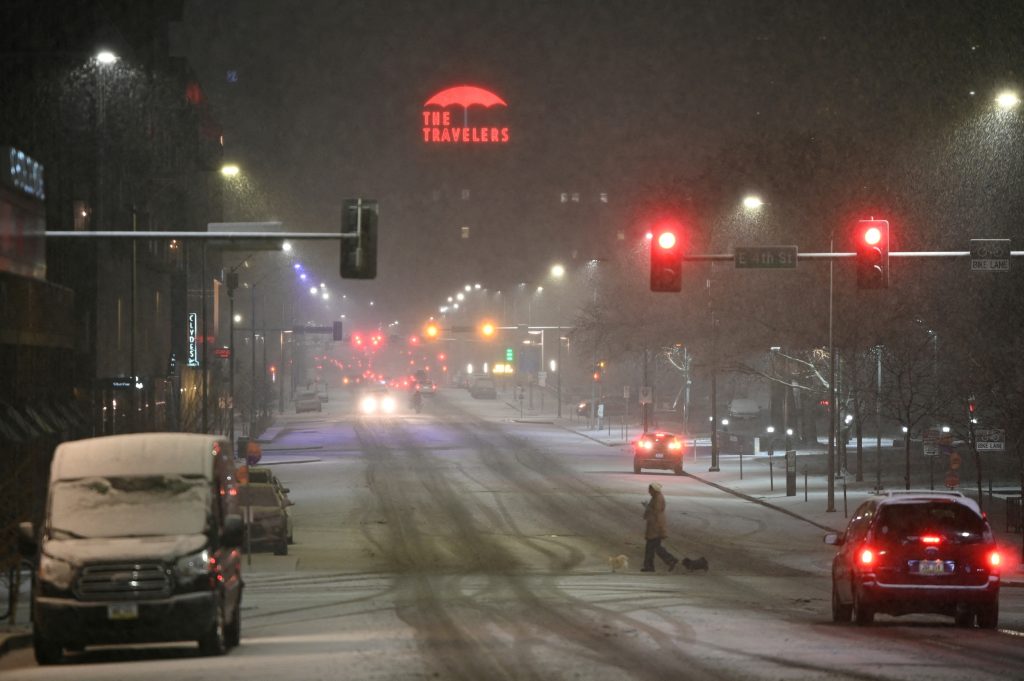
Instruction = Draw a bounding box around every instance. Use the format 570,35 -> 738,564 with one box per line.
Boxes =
975,429 -> 1005,451
735,246 -> 798,269
970,239 -> 1010,271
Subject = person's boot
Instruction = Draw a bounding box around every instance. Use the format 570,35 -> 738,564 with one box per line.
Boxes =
668,558 -> 679,572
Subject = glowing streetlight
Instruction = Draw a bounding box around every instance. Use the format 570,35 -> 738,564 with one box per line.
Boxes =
322,292 -> 329,300
220,164 -> 240,177
995,90 -> 1020,110
464,285 -> 472,292
282,241 -> 293,253
742,195 -> 764,210
233,313 -> 242,324
309,287 -> 318,295
95,50 -> 119,65
456,292 -> 465,301
550,264 -> 565,278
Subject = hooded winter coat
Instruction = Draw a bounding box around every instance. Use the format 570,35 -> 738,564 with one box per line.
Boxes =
644,488 -> 668,539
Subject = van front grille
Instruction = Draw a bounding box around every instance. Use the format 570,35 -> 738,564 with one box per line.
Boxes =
76,562 -> 171,601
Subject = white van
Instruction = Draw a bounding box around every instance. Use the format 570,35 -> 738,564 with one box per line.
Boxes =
18,433 -> 245,664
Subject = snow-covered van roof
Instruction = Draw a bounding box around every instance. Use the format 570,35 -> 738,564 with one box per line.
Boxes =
50,433 -> 226,483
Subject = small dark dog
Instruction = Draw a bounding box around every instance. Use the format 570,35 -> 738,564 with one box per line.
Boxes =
682,556 -> 709,572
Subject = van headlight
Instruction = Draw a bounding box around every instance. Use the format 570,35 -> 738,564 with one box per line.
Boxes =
39,554 -> 74,590
175,549 -> 211,580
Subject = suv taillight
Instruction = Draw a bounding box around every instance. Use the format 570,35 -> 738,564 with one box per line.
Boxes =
988,550 -> 1001,570
858,546 -> 876,567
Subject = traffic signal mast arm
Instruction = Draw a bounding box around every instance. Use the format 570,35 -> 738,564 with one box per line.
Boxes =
675,250 -> 1024,261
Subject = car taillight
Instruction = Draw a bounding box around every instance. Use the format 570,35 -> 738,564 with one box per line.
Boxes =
668,440 -> 682,450
858,546 -> 876,567
640,440 -> 653,450
920,535 -> 942,545
988,550 -> 1001,569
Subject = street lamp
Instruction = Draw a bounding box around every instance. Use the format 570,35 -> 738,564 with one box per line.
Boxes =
742,195 -> 764,210
550,263 -> 565,279
995,90 -> 1020,110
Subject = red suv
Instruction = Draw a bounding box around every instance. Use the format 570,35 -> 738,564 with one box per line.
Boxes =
632,431 -> 685,475
825,491 -> 1001,628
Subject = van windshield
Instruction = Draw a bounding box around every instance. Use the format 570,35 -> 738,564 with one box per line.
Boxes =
49,475 -> 209,539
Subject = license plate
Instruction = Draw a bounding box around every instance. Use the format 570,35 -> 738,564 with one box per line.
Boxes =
917,559 -> 946,576
654,453 -> 664,459
107,602 -> 139,620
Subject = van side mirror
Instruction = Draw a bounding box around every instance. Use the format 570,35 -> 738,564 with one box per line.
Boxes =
17,521 -> 37,556
823,532 -> 844,546
222,515 -> 244,548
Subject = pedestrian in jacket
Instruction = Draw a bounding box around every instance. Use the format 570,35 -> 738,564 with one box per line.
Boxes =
641,482 -> 678,572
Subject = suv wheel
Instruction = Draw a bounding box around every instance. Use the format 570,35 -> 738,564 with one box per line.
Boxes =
977,600 -> 999,629
831,583 -> 852,623
198,599 -> 228,656
633,460 -> 641,474
852,586 -> 874,626
673,461 -> 683,475
33,633 -> 63,665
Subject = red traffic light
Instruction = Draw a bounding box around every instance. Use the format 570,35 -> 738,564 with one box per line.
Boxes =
650,221 -> 684,292
855,219 -> 889,289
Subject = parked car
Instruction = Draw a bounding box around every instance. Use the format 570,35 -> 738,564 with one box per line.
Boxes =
295,391 -> 322,413
238,483 -> 294,555
632,431 -> 685,475
247,466 -> 292,510
468,377 -> 497,399
825,490 -> 1001,627
17,433 -> 244,664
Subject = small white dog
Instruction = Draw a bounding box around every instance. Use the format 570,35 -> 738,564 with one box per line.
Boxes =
608,554 -> 629,572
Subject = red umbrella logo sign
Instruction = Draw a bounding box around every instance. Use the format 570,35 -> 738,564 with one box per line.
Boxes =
422,84 -> 510,144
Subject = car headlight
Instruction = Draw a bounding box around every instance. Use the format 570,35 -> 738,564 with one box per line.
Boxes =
359,396 -> 378,414
39,553 -> 74,590
382,396 -> 396,413
175,549 -> 211,580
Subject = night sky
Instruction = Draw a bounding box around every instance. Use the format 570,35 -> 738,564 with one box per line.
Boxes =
176,0 -> 1024,327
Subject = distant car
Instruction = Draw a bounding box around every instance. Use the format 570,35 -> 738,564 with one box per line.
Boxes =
577,396 -> 630,418
358,386 -> 397,415
238,483 -> 294,555
415,379 -> 437,395
295,391 -> 322,413
825,491 -> 1001,628
468,377 -> 497,399
632,431 -> 685,475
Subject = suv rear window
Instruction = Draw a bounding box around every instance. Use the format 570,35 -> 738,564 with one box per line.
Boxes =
875,501 -> 987,544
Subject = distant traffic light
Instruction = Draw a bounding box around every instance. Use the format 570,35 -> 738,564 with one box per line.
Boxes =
340,198 -> 378,279
650,224 -> 683,292
855,219 -> 889,289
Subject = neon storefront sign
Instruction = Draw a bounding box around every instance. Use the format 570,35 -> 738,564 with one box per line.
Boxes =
422,85 -> 510,144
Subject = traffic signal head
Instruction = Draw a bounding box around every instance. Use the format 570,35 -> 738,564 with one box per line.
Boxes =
650,223 -> 683,292
340,198 -> 378,279
855,219 -> 889,289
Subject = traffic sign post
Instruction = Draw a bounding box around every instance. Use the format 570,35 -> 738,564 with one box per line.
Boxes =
970,239 -> 1010,272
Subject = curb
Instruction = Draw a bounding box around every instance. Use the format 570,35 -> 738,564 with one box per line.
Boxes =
0,629 -> 32,658
559,425 -> 628,448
